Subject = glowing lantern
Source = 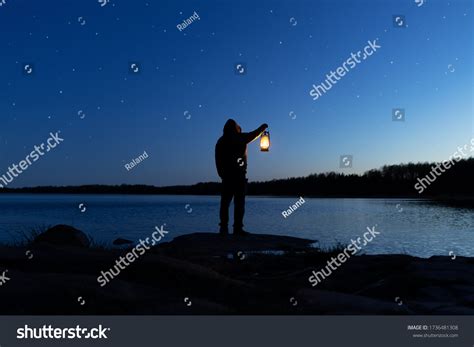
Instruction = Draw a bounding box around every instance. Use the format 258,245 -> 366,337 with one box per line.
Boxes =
260,130 -> 270,152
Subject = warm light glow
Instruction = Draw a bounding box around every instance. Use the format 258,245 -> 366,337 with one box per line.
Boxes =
260,131 -> 270,151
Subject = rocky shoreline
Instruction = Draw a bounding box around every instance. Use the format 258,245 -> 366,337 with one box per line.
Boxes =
0,225 -> 473,315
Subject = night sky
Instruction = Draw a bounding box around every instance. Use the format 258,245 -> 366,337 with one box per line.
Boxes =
0,0 -> 472,187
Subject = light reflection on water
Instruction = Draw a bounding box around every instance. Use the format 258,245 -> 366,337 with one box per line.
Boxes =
0,194 -> 472,258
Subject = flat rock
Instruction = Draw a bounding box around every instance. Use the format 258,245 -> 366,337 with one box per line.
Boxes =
113,238 -> 134,246
159,232 -> 316,255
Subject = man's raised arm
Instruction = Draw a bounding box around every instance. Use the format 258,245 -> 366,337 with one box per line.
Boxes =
242,123 -> 268,144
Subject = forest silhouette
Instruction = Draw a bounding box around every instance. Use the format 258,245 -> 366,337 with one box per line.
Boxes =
2,158 -> 472,199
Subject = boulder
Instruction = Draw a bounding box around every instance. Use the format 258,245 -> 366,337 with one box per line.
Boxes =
34,224 -> 90,248
113,238 -> 133,246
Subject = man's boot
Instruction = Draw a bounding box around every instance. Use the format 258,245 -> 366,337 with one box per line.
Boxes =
219,225 -> 229,236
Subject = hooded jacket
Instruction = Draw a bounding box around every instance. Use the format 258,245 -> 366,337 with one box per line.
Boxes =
215,119 -> 266,179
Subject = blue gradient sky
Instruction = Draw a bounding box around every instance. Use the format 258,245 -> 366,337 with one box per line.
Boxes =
0,0 -> 472,187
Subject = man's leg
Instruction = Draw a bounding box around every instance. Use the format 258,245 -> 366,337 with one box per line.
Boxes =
219,179 -> 233,234
233,177 -> 247,233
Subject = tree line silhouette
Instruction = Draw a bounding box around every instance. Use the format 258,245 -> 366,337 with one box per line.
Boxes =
1,158 -> 472,198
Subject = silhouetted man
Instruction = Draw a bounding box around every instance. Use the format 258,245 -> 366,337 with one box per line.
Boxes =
215,119 -> 268,236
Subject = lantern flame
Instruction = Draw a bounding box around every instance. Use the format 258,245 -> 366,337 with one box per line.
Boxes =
260,131 -> 270,151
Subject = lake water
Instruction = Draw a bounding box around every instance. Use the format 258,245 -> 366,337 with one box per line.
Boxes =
0,194 -> 472,258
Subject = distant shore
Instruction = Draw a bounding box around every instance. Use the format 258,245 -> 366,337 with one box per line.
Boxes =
4,156 -> 474,197
0,185 -> 473,198
0,158 -> 473,198
1,187 -> 473,208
